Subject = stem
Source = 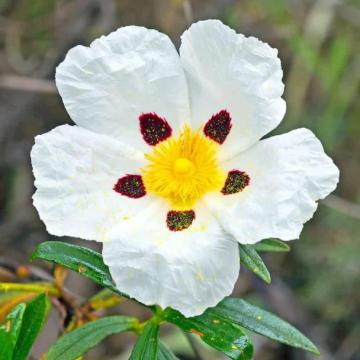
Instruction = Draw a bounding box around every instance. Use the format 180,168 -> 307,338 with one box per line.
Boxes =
184,332 -> 205,360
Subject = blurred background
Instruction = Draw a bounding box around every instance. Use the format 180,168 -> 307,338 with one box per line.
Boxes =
0,0 -> 359,359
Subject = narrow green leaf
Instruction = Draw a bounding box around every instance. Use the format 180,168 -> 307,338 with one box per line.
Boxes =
211,298 -> 320,355
12,293 -> 51,360
239,244 -> 271,284
31,241 -> 129,299
158,342 -> 179,360
165,308 -> 253,360
46,316 -> 137,360
254,239 -> 290,253
0,303 -> 26,359
129,321 -> 159,360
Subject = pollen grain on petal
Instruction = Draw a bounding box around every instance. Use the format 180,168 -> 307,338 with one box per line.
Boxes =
139,112 -> 172,146
221,170 -> 250,195
166,210 -> 195,231
203,109 -> 232,144
113,174 -> 146,198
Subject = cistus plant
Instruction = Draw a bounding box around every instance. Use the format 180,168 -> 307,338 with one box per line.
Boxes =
0,20 -> 339,359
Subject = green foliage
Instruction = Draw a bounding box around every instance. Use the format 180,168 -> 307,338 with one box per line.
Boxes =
129,321 -> 160,360
212,298 -> 320,355
254,239 -> 290,252
0,294 -> 51,360
165,308 -> 253,360
0,303 -> 26,359
46,316 -> 138,360
27,241 -> 320,358
239,245 -> 271,284
31,241 -> 129,298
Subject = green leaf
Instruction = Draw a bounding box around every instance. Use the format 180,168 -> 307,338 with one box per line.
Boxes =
211,298 -> 320,355
129,321 -> 159,360
254,239 -> 290,252
158,342 -> 179,360
46,316 -> 137,360
31,241 -> 129,299
239,244 -> 271,284
0,303 -> 26,359
12,293 -> 51,360
165,308 -> 253,360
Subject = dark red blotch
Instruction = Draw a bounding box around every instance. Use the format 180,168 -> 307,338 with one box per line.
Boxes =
139,113 -> 172,146
166,210 -> 195,231
203,109 -> 232,144
113,174 -> 146,198
221,170 -> 250,195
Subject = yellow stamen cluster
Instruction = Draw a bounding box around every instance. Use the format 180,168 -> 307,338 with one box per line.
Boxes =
142,125 -> 225,209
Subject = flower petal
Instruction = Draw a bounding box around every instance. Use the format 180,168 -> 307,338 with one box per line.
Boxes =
180,20 -> 286,160
102,202 -> 239,317
31,125 -> 153,241
56,26 -> 190,151
205,129 -> 339,244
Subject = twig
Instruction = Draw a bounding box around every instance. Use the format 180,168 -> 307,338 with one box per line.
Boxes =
183,332 -> 205,360
285,0 -> 338,126
259,277 -> 337,360
0,75 -> 56,94
322,194 -> 360,220
183,0 -> 194,25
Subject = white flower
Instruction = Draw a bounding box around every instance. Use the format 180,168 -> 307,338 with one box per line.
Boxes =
31,20 -> 339,317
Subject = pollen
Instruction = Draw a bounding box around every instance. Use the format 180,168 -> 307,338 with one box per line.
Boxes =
173,157 -> 195,175
167,210 -> 195,231
113,174 -> 146,198
221,170 -> 250,195
142,125 -> 226,209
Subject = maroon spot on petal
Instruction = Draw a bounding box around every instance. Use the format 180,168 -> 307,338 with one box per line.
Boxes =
139,112 -> 172,146
203,109 -> 232,144
221,170 -> 250,195
113,174 -> 146,198
166,210 -> 195,231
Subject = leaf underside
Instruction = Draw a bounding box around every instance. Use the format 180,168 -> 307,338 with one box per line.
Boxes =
12,293 -> 51,360
46,316 -> 137,360
239,244 -> 271,284
254,239 -> 290,252
129,321 -> 160,360
0,303 -> 26,359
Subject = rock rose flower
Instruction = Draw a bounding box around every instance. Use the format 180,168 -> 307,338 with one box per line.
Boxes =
31,20 -> 339,317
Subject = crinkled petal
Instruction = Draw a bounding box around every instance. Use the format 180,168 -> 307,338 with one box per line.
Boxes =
56,26 -> 190,152
102,202 -> 239,317
31,125 -> 153,241
180,20 -> 286,160
205,129 -> 339,243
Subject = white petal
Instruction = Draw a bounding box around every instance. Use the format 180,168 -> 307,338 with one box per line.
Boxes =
180,20 -> 286,160
56,26 -> 190,151
102,202 -> 239,317
31,125 -> 152,241
205,128 -> 339,244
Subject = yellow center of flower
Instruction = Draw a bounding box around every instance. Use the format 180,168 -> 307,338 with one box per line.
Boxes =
173,157 -> 195,176
142,125 -> 226,210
